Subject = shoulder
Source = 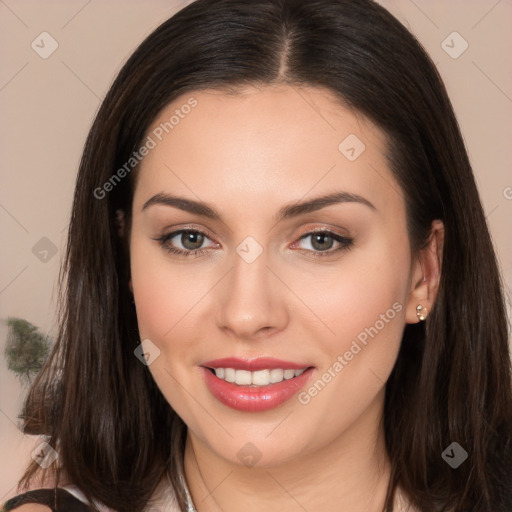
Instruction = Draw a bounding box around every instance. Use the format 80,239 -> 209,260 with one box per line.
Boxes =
2,488 -> 94,512
3,481 -> 182,512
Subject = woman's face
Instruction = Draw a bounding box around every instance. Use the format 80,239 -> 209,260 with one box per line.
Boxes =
129,85 -> 421,467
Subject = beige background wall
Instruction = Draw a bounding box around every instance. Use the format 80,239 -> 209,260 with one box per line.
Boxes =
1,0 -> 511,500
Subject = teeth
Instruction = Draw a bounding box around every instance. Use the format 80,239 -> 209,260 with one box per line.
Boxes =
269,369 -> 283,383
212,367 -> 308,386
284,369 -> 295,380
236,370 -> 252,385
224,368 -> 235,383
253,370 -> 270,385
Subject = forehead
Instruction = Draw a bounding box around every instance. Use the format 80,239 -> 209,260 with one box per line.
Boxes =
134,85 -> 404,218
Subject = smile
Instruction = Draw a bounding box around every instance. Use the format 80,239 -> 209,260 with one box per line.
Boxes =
200,357 -> 315,412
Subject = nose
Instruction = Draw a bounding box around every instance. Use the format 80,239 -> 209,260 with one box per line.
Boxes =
215,247 -> 289,341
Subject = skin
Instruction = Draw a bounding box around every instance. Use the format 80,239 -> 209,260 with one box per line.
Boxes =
128,85 -> 444,512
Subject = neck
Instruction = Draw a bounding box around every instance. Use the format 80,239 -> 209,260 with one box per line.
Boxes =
182,389 -> 393,512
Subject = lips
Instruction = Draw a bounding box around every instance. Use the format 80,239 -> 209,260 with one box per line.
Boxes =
201,357 -> 312,371
200,357 -> 315,412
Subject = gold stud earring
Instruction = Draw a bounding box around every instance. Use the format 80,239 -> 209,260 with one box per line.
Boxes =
416,304 -> 428,321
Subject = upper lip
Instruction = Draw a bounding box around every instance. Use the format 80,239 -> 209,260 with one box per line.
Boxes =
201,357 -> 314,371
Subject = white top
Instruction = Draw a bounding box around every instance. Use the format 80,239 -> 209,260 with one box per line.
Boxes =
61,471 -> 193,512
61,480 -> 419,512
60,486 -> 118,511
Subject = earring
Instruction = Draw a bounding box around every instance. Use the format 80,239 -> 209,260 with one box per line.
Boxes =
416,304 -> 428,321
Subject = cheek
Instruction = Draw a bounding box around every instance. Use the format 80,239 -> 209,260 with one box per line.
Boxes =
129,233 -> 221,369
130,235 -> 189,348
130,251 -> 174,342
129,237 -> 203,415
290,244 -> 410,437
290,235 -> 411,367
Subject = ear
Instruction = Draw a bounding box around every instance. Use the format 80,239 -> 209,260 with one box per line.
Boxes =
405,219 -> 444,324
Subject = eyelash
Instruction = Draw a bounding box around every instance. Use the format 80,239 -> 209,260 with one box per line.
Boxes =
154,228 -> 353,259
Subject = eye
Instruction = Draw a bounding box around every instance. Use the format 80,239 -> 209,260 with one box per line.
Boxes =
293,229 -> 353,258
154,229 -> 216,257
154,228 -> 353,259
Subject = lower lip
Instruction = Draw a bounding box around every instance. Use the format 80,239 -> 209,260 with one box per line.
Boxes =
201,367 -> 315,412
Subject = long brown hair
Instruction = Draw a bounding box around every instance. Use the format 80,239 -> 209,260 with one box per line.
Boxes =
15,1 -> 512,511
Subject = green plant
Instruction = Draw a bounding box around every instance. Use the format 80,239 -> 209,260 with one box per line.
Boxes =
4,317 -> 51,385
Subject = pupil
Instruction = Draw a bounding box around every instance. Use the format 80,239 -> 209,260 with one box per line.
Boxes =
183,231 -> 203,250
312,233 -> 332,251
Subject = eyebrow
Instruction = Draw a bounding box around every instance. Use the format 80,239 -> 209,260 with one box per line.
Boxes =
142,190 -> 376,224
